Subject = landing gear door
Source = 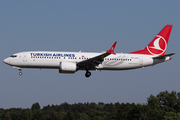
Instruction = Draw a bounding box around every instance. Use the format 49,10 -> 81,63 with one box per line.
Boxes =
139,56 -> 143,65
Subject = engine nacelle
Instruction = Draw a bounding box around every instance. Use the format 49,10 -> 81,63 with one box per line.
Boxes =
59,62 -> 77,73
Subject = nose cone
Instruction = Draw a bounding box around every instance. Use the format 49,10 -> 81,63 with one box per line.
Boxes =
3,58 -> 10,65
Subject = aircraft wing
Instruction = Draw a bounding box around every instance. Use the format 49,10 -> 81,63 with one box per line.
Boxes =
77,41 -> 117,69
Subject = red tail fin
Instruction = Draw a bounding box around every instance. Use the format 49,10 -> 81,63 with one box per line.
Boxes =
129,25 -> 173,56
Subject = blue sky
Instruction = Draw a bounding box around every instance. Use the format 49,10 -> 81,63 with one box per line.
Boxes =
0,1 -> 180,109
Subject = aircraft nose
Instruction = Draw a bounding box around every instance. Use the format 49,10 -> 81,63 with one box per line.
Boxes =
3,58 -> 10,64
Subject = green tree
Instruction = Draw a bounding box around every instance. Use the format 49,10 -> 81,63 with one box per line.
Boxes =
31,102 -> 41,111
60,102 -> 70,111
92,116 -> 104,120
46,111 -> 59,120
32,110 -> 42,120
163,111 -> 180,120
175,92 -> 180,112
89,103 -> 96,109
73,111 -> 80,120
3,112 -> 12,120
157,90 -> 177,108
147,94 -> 161,109
113,103 -> 130,120
19,109 -> 32,120
80,113 -> 89,120
142,105 -> 162,120
63,111 -> 73,120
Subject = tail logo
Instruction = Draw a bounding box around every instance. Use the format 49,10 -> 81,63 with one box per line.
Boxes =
147,35 -> 167,56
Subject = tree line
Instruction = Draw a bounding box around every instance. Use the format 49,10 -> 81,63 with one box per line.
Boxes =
1,90 -> 180,120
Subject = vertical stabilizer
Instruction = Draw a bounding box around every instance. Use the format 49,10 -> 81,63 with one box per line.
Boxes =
129,25 -> 173,56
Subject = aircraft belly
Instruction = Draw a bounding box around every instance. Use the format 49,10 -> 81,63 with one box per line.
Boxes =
19,60 -> 60,69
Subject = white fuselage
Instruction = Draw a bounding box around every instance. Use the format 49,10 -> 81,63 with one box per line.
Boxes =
3,51 -> 170,71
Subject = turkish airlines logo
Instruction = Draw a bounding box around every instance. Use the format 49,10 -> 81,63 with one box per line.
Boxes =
147,35 -> 167,56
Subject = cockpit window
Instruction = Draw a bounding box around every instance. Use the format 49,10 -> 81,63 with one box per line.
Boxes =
10,55 -> 17,58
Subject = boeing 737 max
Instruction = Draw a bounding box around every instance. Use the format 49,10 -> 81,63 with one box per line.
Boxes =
3,25 -> 175,77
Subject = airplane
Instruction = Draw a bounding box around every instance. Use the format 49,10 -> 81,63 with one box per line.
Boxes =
3,25 -> 175,78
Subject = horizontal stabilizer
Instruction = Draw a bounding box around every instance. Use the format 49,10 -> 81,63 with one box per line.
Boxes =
153,53 -> 175,59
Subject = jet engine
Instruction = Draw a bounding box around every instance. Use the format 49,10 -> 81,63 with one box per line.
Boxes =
59,62 -> 77,73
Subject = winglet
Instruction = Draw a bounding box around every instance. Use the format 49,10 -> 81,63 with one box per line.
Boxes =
106,41 -> 117,55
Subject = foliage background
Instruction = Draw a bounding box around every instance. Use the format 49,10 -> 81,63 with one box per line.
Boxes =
1,91 -> 180,120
